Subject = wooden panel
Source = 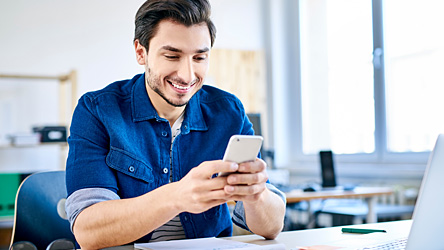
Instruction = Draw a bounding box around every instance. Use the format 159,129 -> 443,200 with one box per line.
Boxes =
207,49 -> 268,138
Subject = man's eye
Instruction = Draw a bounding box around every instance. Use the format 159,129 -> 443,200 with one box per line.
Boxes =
194,56 -> 207,61
165,55 -> 179,59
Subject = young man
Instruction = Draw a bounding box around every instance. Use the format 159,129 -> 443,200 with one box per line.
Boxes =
65,0 -> 286,249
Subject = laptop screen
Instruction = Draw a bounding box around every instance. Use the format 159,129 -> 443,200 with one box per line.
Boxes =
405,134 -> 444,249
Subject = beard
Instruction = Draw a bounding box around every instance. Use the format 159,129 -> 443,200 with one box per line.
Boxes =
146,69 -> 197,107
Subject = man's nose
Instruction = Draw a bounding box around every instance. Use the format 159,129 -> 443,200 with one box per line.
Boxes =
177,58 -> 197,84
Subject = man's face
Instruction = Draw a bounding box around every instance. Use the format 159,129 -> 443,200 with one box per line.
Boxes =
136,19 -> 211,108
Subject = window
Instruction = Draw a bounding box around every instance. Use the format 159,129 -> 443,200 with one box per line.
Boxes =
297,0 -> 444,158
384,0 -> 444,153
299,0 -> 374,155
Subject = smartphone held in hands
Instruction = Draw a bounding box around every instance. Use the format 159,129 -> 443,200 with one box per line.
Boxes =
218,135 -> 263,177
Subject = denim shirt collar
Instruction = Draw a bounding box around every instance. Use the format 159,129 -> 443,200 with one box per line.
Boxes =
131,73 -> 208,134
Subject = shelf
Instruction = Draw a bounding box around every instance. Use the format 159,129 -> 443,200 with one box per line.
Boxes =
0,71 -> 76,170
0,216 -> 13,229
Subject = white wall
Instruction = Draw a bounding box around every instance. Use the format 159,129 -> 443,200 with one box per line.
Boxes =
0,0 -> 265,98
0,0 -> 266,172
211,0 -> 264,50
0,0 -> 145,96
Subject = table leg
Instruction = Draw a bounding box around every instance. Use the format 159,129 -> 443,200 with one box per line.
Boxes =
306,201 -> 315,228
365,196 -> 377,223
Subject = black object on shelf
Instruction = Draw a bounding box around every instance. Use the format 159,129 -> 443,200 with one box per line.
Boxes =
32,126 -> 67,143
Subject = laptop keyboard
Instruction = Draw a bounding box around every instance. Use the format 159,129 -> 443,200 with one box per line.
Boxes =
357,238 -> 407,250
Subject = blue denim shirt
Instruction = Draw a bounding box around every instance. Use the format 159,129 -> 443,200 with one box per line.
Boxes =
65,73 -> 284,243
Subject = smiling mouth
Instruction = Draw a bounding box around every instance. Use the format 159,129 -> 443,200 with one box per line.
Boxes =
167,79 -> 197,91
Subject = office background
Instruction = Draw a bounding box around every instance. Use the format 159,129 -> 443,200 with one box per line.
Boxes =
1,0 -> 443,227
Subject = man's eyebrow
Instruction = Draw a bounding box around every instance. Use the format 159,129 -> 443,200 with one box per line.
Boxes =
196,47 -> 210,54
161,45 -> 182,53
161,45 -> 209,54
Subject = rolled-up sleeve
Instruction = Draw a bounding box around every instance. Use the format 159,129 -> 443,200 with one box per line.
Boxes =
65,187 -> 120,232
232,183 -> 286,231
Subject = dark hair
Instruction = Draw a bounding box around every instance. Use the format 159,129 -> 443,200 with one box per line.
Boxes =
134,0 -> 216,50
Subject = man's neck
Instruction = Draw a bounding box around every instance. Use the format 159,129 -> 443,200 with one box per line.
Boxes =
161,105 -> 186,127
146,86 -> 186,126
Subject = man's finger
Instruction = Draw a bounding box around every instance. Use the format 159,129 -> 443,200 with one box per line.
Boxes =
237,158 -> 266,173
227,172 -> 267,185
194,160 -> 239,178
224,183 -> 265,195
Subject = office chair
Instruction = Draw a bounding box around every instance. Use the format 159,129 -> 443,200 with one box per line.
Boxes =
10,171 -> 76,250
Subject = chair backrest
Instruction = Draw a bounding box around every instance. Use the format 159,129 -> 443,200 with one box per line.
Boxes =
10,171 -> 76,250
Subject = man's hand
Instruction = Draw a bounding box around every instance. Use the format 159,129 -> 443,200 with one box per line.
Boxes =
173,158 -> 285,240
222,158 -> 285,239
173,160 -> 239,214
223,158 -> 269,203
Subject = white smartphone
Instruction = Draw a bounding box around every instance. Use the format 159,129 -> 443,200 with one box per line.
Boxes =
219,135 -> 263,177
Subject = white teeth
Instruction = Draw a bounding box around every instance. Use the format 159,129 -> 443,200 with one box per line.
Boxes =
171,82 -> 192,90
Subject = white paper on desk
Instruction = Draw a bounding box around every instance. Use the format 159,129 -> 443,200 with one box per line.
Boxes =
134,237 -> 286,250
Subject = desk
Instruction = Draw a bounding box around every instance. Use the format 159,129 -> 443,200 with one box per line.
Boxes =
285,187 -> 393,224
229,187 -> 393,224
225,220 -> 411,249
109,220 -> 411,250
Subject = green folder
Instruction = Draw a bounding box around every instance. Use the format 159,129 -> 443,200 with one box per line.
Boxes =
0,173 -> 21,217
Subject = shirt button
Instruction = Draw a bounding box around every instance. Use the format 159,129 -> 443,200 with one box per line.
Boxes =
128,166 -> 135,172
163,167 -> 168,174
161,131 -> 168,137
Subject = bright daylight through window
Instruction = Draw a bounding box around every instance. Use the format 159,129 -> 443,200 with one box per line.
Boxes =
299,0 -> 374,155
384,0 -> 444,153
298,0 -> 444,156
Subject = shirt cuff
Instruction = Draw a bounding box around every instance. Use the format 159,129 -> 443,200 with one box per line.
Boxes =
232,183 -> 286,232
65,188 -> 120,232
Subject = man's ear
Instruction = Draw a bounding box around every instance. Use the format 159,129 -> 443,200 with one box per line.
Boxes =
134,40 -> 147,65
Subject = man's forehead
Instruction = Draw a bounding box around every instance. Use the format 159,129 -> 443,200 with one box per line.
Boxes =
150,19 -> 211,52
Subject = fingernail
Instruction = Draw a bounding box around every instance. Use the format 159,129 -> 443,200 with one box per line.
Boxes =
231,163 -> 239,170
226,186 -> 234,192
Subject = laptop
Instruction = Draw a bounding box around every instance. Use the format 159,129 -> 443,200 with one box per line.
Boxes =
344,134 -> 444,249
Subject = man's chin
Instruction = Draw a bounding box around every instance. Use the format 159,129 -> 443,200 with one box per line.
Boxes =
164,96 -> 190,107
168,101 -> 188,107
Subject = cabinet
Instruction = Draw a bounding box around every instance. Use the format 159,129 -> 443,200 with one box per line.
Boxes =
0,70 -> 77,171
